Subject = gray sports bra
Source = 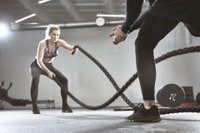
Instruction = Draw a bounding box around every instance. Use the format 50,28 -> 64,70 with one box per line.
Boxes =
43,40 -> 59,58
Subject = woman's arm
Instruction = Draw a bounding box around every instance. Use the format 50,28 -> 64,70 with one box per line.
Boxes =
121,0 -> 144,34
36,41 -> 55,78
58,39 -> 77,54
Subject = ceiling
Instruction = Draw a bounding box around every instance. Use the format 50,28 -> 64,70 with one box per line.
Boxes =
0,0 -> 149,30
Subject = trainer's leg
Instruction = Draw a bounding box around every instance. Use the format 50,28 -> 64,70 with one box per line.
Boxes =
135,14 -> 178,103
126,14 -> 179,122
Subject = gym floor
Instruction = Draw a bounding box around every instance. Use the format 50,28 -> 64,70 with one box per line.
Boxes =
0,108 -> 200,133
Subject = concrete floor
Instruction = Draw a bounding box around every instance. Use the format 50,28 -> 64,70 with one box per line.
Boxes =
1,108 -> 200,133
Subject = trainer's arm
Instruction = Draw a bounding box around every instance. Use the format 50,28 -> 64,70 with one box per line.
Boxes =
128,0 -> 155,33
121,0 -> 144,34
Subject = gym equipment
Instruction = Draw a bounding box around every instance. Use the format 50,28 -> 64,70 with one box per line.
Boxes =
157,84 -> 185,107
0,81 -> 55,109
2,45 -> 200,115
0,81 -> 31,106
181,86 -> 196,106
1,45 -> 200,115
159,106 -> 200,114
0,81 -> 11,97
36,100 -> 55,109
113,104 -> 200,115
65,45 -> 200,115
196,92 -> 200,105
182,86 -> 195,102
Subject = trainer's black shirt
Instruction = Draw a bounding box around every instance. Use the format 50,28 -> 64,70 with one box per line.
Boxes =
122,0 -> 200,36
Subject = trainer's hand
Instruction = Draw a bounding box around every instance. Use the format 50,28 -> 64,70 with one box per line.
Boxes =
109,25 -> 127,45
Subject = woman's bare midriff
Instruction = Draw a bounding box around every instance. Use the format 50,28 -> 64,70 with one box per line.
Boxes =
43,58 -> 54,63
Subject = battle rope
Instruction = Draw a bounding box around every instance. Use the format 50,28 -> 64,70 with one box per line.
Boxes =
67,45 -> 200,114
160,106 -> 200,115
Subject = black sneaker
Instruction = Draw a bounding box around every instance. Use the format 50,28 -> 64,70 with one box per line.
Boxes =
125,103 -> 143,121
125,104 -> 161,122
32,104 -> 40,114
62,105 -> 73,113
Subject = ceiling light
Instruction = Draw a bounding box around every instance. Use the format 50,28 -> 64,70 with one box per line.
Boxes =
38,0 -> 51,4
96,14 -> 125,18
15,13 -> 36,23
96,17 -> 105,26
0,23 -> 10,38
24,22 -> 39,25
10,23 -> 20,30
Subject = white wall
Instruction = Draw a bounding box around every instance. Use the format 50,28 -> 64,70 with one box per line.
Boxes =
0,23 -> 200,109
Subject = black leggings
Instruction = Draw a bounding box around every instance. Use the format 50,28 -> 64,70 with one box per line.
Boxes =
30,59 -> 69,106
135,14 -> 178,100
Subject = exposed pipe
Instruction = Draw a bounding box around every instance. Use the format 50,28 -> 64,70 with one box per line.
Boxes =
10,20 -> 124,31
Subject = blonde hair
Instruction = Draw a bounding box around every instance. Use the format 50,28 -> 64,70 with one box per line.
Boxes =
45,24 -> 60,39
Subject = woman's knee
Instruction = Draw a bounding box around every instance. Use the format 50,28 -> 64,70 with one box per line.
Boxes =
60,78 -> 68,92
60,77 -> 68,86
30,66 -> 42,78
31,78 -> 39,91
32,77 -> 39,85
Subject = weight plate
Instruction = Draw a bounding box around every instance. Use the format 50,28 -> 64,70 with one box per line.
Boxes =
157,84 -> 185,107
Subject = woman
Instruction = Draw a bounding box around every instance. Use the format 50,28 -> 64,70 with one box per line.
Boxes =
30,24 -> 77,114
109,0 -> 200,122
